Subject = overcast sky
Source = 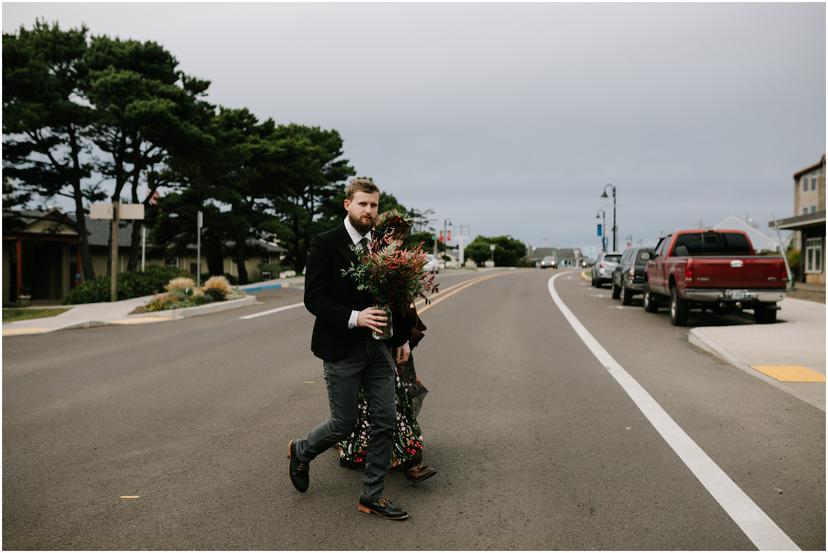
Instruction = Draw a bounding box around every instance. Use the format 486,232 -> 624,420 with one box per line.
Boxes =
3,2 -> 825,256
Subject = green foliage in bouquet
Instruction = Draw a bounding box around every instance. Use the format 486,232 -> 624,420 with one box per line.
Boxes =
343,234 -> 438,310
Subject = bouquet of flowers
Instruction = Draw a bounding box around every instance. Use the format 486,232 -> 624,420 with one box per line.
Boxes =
343,211 -> 439,339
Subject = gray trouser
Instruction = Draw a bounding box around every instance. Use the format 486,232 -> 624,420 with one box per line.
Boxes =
294,336 -> 396,499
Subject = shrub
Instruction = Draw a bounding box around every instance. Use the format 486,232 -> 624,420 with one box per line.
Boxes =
258,262 -> 284,280
166,277 -> 196,293
64,266 -> 191,305
139,288 -> 215,312
203,275 -> 232,301
143,293 -> 180,312
64,277 -> 111,305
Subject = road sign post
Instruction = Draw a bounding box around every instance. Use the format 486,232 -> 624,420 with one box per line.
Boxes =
197,210 -> 203,287
91,202 -> 145,302
110,202 -> 119,301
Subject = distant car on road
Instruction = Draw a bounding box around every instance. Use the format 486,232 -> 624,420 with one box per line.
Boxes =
538,256 -> 557,269
422,254 -> 439,274
591,252 -> 621,287
611,247 -> 654,304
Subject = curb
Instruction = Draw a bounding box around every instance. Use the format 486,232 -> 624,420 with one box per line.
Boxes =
130,295 -> 259,320
688,328 -> 825,412
2,296 -> 260,336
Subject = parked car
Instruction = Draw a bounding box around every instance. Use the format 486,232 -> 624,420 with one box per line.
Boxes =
591,252 -> 622,287
539,256 -> 557,269
422,254 -> 439,274
611,247 -> 654,304
643,229 -> 787,325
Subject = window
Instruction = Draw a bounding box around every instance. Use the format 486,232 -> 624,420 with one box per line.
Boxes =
165,257 -> 178,268
655,236 -> 669,258
672,232 -> 752,256
812,176 -> 818,191
805,238 -> 823,274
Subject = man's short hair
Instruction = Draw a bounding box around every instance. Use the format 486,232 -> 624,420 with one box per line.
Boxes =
346,177 -> 381,200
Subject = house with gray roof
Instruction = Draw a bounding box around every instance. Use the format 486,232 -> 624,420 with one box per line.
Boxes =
3,209 -> 286,304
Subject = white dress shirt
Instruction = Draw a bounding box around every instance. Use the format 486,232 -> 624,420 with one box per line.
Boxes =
344,217 -> 371,329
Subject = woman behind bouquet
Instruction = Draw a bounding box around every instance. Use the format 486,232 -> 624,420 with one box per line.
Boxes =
338,211 -> 438,484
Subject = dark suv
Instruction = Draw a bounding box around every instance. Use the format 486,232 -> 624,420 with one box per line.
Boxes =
611,247 -> 654,305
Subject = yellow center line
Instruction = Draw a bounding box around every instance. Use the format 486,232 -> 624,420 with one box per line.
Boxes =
415,270 -> 528,314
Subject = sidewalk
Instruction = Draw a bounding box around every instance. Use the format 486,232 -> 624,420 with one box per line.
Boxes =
690,297 -> 826,411
2,275 -> 304,337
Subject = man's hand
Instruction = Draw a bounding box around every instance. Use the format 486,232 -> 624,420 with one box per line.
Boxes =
356,307 -> 387,333
395,341 -> 411,365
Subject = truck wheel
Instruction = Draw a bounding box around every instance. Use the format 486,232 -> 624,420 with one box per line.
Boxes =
611,281 -> 621,300
643,289 -> 659,313
621,282 -> 633,305
670,286 -> 689,326
591,276 -> 597,287
754,304 -> 778,324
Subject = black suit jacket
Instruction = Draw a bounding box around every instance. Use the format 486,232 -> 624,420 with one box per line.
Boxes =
304,223 -> 412,362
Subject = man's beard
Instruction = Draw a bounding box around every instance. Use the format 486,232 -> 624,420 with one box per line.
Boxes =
348,212 -> 374,234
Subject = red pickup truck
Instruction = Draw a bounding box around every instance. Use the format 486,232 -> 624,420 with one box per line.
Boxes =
643,229 -> 787,325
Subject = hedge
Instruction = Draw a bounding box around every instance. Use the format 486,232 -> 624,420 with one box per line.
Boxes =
63,266 -> 191,305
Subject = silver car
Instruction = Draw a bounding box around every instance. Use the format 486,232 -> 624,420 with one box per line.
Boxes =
538,256 -> 557,269
591,252 -> 621,288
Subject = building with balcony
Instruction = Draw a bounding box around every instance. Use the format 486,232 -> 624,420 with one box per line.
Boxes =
770,154 -> 825,284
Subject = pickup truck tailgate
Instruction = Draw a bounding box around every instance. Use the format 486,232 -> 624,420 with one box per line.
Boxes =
691,257 -> 786,289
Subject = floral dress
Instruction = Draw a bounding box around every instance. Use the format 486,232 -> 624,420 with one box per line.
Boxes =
339,360 -> 424,470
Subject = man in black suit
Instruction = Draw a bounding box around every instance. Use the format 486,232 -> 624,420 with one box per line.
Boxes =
288,178 -> 411,521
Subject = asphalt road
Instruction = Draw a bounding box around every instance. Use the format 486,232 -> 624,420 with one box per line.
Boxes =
3,269 -> 824,550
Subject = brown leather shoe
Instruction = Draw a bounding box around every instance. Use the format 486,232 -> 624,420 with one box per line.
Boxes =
287,440 -> 309,492
357,496 -> 408,520
404,463 -> 437,483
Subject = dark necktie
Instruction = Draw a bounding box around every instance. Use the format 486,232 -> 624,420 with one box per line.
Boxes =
359,236 -> 369,253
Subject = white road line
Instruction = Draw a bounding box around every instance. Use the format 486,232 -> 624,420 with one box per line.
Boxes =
546,273 -> 799,551
239,302 -> 304,320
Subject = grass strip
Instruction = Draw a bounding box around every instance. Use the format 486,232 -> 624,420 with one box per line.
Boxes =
3,308 -> 70,323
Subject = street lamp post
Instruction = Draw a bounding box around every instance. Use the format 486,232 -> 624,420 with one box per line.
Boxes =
601,183 -> 617,252
596,209 -> 607,253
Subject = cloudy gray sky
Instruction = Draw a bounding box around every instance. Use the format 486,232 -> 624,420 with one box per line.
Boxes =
4,2 -> 825,256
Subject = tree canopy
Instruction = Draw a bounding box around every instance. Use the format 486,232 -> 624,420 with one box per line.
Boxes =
3,20 -> 444,284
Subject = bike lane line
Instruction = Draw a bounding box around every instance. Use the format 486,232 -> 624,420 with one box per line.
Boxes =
547,271 -> 799,551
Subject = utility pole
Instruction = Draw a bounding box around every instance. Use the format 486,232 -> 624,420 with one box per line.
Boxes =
456,224 -> 470,266
442,218 -> 452,264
